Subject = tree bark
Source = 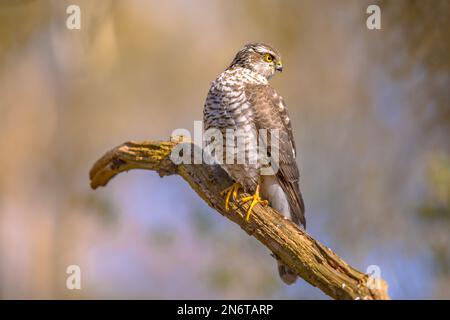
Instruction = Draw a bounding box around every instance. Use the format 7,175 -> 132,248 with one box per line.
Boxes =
89,137 -> 390,300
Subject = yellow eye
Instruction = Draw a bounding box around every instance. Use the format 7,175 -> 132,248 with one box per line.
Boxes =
264,53 -> 273,62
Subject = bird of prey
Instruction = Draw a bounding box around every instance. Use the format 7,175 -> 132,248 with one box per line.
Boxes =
203,43 -> 305,285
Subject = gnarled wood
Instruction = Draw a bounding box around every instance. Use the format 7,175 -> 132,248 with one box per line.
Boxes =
89,137 -> 390,300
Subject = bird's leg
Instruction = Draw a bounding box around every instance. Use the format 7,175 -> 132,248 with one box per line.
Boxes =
239,185 -> 269,221
220,182 -> 241,211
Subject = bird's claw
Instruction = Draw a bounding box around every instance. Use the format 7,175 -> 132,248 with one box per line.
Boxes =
239,185 -> 268,221
220,183 -> 241,211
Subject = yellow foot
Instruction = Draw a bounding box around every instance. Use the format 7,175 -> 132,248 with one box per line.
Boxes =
239,185 -> 269,221
220,182 -> 241,211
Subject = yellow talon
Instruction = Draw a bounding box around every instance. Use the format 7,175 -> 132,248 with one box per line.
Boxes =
220,183 -> 241,211
240,185 -> 269,221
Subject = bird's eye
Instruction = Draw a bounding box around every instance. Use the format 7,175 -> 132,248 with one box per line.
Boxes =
264,53 -> 273,62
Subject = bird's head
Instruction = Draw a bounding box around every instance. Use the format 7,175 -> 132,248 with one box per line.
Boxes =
229,42 -> 283,79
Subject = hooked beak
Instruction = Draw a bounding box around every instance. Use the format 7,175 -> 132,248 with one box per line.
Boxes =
276,61 -> 283,72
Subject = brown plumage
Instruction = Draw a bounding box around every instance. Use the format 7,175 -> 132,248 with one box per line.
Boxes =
245,84 -> 305,227
203,43 -> 305,284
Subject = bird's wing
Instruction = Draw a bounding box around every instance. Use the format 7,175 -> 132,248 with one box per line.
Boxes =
245,84 -> 306,227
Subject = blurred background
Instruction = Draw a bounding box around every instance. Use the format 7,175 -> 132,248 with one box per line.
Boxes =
0,0 -> 448,299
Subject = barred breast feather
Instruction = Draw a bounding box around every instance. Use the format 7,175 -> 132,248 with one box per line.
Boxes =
203,67 -> 268,192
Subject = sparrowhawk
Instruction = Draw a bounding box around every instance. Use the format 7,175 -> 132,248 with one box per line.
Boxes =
203,43 -> 305,285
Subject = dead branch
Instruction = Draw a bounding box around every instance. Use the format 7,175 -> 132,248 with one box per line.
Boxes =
89,137 -> 390,300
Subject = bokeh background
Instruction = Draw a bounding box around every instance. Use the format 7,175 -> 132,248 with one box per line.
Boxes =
0,0 -> 448,299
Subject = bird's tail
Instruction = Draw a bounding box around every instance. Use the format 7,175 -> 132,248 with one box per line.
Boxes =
277,260 -> 297,285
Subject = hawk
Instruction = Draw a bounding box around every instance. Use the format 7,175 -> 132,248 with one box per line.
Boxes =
203,43 -> 305,285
